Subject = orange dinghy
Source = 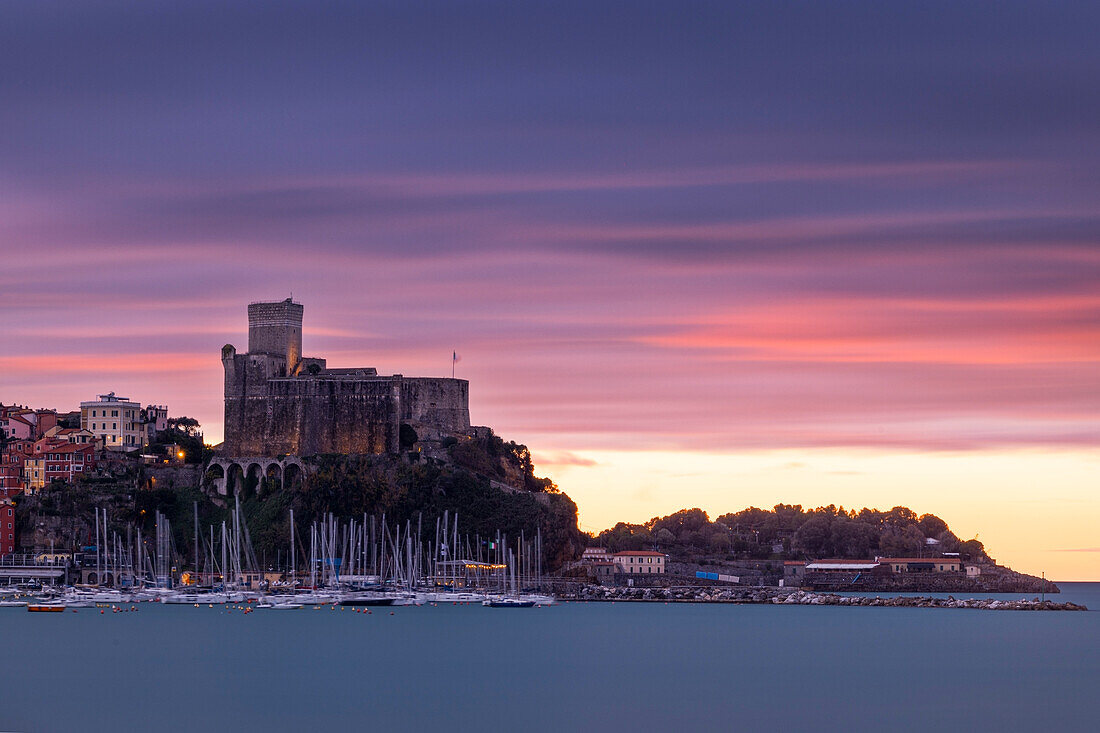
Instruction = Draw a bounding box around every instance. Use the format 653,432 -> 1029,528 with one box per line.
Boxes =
27,604 -> 66,613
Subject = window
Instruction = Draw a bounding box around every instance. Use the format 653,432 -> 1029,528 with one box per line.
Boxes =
112,410 -> 118,417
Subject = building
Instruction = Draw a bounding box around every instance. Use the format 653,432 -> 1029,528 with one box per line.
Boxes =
804,560 -> 884,573
0,409 -> 34,440
33,409 -> 60,438
879,557 -> 962,574
783,560 -> 806,586
80,393 -> 149,451
24,443 -> 96,493
143,405 -> 168,443
613,550 -> 666,574
582,547 -> 612,562
0,498 -> 14,556
0,448 -> 29,498
42,426 -> 96,445
221,299 -> 470,456
587,561 -> 617,578
802,560 -> 887,587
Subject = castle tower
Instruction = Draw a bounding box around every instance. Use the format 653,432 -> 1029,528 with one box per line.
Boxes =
247,298 -> 303,374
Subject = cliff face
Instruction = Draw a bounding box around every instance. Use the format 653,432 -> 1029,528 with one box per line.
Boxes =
14,435 -> 585,571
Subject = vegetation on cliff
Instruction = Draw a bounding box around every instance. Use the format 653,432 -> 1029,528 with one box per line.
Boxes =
16,432 -> 585,570
594,504 -> 987,563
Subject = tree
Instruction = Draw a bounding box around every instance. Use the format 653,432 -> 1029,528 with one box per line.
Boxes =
648,508 -> 709,539
918,513 -> 949,538
879,525 -> 924,557
958,538 -> 986,561
152,417 -> 208,464
793,516 -> 833,557
883,506 -> 919,530
166,417 -> 200,437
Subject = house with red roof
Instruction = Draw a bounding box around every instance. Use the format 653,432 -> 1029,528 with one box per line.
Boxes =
24,443 -> 96,494
612,550 -> 667,574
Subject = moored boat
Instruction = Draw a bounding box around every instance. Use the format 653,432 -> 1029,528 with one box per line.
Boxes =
482,597 -> 536,608
27,603 -> 66,612
338,592 -> 397,607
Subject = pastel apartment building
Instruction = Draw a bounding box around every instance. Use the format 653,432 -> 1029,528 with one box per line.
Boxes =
613,550 -> 667,574
582,548 -> 668,574
24,443 -> 96,493
80,393 -> 167,451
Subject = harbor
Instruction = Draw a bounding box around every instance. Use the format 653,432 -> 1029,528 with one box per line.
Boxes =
1,506 -> 558,610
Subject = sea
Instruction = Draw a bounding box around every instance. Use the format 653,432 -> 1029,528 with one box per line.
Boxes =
3,583 -> 1098,732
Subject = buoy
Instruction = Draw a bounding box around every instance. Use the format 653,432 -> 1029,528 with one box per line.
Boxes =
100,609 -> 104,614
389,611 -> 394,615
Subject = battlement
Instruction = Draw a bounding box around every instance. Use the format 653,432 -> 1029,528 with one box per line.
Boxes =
247,298 -> 303,372
222,301 -> 469,457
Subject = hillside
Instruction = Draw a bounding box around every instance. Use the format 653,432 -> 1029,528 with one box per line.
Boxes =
14,430 -> 586,571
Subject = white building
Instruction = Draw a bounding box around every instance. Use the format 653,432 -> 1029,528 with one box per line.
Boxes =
582,547 -> 612,562
80,393 -> 146,451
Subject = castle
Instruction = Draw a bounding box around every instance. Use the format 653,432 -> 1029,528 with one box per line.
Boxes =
221,299 -> 469,456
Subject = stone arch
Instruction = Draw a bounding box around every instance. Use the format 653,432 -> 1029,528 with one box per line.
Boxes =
205,456 -> 308,496
283,461 -> 303,489
265,462 -> 282,491
226,463 -> 245,495
207,462 -> 227,495
245,462 -> 263,494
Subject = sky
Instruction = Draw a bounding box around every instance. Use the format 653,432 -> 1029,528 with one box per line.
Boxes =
2,1 -> 1098,578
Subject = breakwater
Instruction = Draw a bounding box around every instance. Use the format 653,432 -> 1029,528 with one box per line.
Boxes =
566,585 -> 1087,610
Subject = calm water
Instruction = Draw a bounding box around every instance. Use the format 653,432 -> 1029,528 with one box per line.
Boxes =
3,583 -> 1098,732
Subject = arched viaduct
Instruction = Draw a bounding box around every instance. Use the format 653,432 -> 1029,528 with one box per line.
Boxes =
205,456 -> 307,496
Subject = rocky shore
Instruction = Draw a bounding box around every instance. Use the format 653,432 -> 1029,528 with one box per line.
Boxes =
566,585 -> 1087,611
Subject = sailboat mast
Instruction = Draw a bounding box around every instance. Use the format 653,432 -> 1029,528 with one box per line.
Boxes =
289,508 -> 295,583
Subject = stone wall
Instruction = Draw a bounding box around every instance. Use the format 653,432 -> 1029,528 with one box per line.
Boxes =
247,299 -> 303,369
400,377 -> 470,437
225,376 -> 401,456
